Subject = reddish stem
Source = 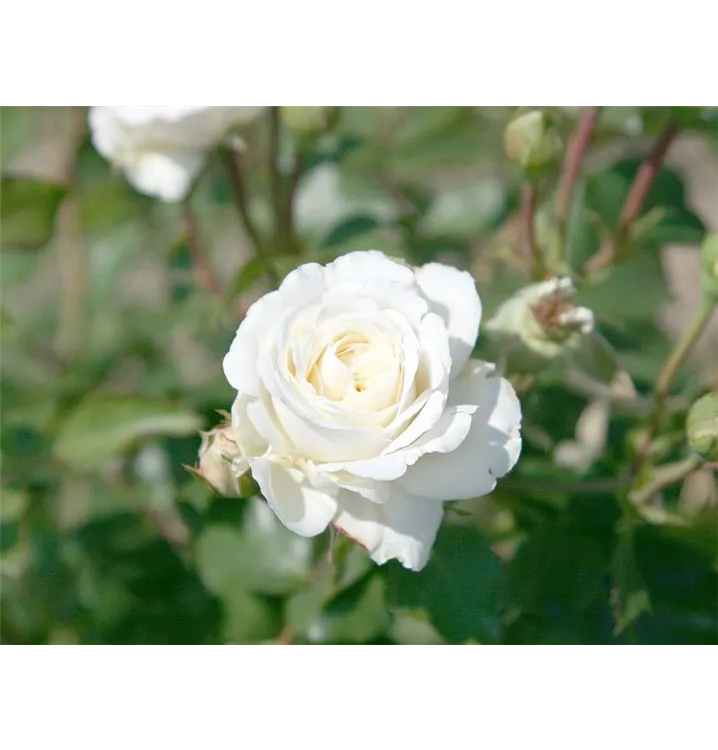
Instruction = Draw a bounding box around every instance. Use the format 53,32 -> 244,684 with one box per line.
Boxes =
583,122 -> 679,275
556,107 -> 600,224
182,206 -> 224,297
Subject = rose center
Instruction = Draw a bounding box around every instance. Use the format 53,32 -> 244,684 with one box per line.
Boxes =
307,330 -> 400,409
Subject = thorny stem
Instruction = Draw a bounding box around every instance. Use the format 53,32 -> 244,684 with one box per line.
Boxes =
556,107 -> 600,225
619,123 -> 679,230
583,122 -> 679,275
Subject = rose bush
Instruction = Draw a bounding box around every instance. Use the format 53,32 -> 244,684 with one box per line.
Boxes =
221,250 -> 522,570
89,106 -> 263,202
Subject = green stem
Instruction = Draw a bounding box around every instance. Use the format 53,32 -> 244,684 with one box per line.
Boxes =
632,299 -> 716,474
629,455 -> 703,506
655,300 -> 716,408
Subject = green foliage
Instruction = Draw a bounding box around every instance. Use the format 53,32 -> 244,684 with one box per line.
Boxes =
1,176 -> 69,250
2,106 -> 716,645
388,525 -> 502,644
53,394 -> 202,471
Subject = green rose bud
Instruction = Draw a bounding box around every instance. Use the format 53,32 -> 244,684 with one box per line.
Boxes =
686,392 -> 718,462
197,423 -> 245,496
281,106 -> 341,135
504,110 -> 562,170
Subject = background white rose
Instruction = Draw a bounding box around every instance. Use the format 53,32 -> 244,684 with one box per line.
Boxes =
222,250 -> 522,571
89,106 -> 263,202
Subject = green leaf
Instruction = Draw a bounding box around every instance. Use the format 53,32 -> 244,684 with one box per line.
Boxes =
633,525 -> 718,644
387,525 -> 503,644
390,607 -> 444,645
0,176 -> 69,250
229,256 -> 266,297
0,489 -> 28,523
505,524 -> 607,617
194,499 -> 313,597
321,573 -> 390,643
72,512 -> 221,644
221,590 -> 279,644
286,572 -> 391,644
322,215 -> 380,249
611,529 -> 651,635
573,332 -> 621,384
54,394 -> 202,471
639,205 -> 706,248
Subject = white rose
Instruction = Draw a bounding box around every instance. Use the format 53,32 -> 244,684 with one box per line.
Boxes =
222,250 -> 522,571
89,106 -> 263,202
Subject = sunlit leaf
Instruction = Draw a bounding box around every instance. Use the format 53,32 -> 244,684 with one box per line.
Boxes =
54,395 -> 202,471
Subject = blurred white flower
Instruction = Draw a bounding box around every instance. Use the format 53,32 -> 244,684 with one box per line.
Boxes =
220,250 -> 522,571
89,107 -> 263,202
484,277 -> 594,373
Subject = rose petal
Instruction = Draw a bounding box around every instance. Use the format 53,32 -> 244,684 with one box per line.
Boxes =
250,459 -> 337,537
416,263 -> 482,378
223,292 -> 281,397
125,151 -> 203,203
325,250 -> 416,288
333,486 -> 443,571
399,360 -> 522,500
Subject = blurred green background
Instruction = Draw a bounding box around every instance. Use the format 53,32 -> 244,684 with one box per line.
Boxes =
1,106 -> 716,644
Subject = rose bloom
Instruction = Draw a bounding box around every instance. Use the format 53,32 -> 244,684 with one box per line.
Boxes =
89,107 -> 263,202
222,251 -> 522,570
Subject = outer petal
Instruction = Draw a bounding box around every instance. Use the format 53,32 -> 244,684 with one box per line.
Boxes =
124,151 -> 204,202
416,263 -> 482,378
325,250 -> 416,288
333,486 -> 443,571
223,292 -> 281,396
250,459 -> 337,537
316,398 -> 473,484
399,360 -> 522,500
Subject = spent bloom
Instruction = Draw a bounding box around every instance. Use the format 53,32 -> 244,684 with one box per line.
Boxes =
218,250 -> 522,571
484,277 -> 594,373
89,106 -> 263,202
